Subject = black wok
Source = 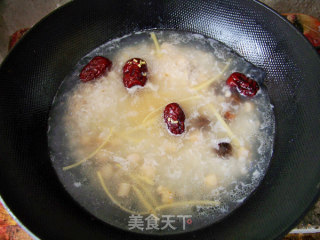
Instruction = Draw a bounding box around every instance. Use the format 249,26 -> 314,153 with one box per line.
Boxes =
0,0 -> 320,239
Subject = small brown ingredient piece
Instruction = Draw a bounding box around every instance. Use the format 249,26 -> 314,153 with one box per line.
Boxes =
215,142 -> 232,157
224,111 -> 236,121
190,116 -> 210,130
229,94 -> 241,105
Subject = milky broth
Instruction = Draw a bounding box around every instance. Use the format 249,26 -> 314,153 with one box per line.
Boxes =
48,31 -> 275,233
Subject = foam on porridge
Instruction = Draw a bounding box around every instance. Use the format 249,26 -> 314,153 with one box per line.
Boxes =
48,31 -> 274,233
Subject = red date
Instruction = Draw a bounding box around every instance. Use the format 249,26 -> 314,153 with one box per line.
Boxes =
79,56 -> 112,82
226,72 -> 259,97
123,58 -> 148,88
164,103 -> 185,135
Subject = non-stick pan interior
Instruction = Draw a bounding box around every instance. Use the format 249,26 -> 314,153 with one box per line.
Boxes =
0,0 -> 320,239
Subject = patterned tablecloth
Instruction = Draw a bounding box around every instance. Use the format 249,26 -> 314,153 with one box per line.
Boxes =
0,203 -> 32,240
0,1 -> 319,239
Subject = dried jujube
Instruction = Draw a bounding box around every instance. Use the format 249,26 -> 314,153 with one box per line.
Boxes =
226,72 -> 259,97
164,103 -> 185,135
123,58 -> 148,88
79,56 -> 112,82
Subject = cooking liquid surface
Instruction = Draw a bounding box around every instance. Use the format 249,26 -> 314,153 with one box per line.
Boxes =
48,31 -> 275,233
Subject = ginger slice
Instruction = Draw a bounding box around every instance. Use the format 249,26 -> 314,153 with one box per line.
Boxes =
191,60 -> 231,91
97,171 -> 148,215
127,173 -> 158,207
132,185 -> 156,215
150,32 -> 161,56
115,163 -> 158,207
206,104 -> 241,147
134,175 -> 154,186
